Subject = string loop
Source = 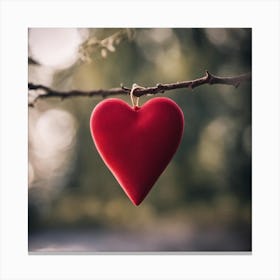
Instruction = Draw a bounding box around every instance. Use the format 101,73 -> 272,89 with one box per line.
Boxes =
130,83 -> 145,107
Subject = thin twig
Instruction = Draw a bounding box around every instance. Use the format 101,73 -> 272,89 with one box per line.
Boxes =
28,71 -> 251,106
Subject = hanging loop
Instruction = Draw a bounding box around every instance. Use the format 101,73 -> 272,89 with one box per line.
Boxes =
130,83 -> 145,107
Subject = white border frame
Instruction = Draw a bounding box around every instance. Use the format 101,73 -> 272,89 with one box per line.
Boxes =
1,1 -> 279,279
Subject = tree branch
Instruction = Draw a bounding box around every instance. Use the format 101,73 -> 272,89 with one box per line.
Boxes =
28,71 -> 251,107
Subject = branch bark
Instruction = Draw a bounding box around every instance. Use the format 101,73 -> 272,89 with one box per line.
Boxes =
28,71 -> 251,106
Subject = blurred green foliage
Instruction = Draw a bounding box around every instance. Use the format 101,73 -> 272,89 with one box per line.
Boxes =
28,28 -> 251,251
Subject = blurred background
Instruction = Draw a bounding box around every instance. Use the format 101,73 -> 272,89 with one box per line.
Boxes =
28,28 -> 251,252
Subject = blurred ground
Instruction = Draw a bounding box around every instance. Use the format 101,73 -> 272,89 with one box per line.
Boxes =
29,227 -> 251,252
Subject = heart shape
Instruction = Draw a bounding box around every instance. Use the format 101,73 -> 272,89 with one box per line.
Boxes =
90,97 -> 184,205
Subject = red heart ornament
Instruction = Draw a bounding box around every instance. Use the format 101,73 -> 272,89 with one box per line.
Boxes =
90,97 -> 184,206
